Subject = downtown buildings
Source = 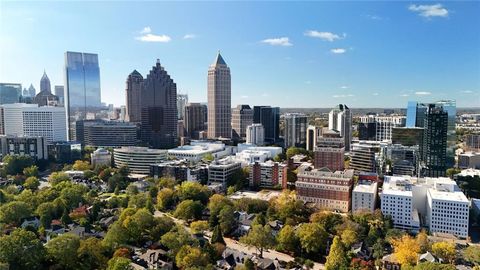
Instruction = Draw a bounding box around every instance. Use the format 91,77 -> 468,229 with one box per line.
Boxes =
253,106 -> 280,144
329,104 -> 352,151
283,113 -> 307,148
184,103 -> 207,139
125,70 -> 143,123
232,104 -> 253,140
207,52 -> 231,139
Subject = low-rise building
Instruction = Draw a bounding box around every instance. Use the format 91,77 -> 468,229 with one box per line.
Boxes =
249,160 -> 287,188
75,120 -> 138,147
167,141 -> 232,162
352,181 -> 378,213
237,143 -> 283,158
113,147 -> 167,174
150,159 -> 209,184
234,150 -> 271,166
208,157 -> 241,188
458,152 -> 480,169
296,167 -> 354,212
47,141 -> 82,163
465,133 -> 480,152
0,135 -> 47,160
91,148 -> 111,167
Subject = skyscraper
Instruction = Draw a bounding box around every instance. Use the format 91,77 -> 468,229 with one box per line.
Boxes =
207,52 -> 231,139
28,84 -> 36,97
284,113 -> 307,148
177,94 -> 188,120
436,100 -> 456,168
232,104 -> 253,139
55,85 -> 64,106
64,51 -> 102,140
328,104 -> 352,151
140,59 -> 177,149
125,70 -> 143,123
184,103 -> 207,139
246,123 -> 265,146
253,106 -> 280,144
40,71 -> 51,93
306,125 -> 321,151
0,83 -> 21,105
422,104 -> 448,177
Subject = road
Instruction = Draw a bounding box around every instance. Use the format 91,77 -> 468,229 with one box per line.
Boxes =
153,210 -> 325,269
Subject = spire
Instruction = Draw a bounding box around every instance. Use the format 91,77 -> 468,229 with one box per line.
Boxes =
213,51 -> 227,66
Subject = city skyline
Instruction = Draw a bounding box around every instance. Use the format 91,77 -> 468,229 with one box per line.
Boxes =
1,1 -> 479,108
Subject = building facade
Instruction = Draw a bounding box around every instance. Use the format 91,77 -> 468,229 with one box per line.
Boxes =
54,86 -> 64,106
314,136 -> 345,171
246,124 -> 265,146
253,106 -> 280,144
0,135 -> 47,160
0,83 -> 21,105
208,157 -> 241,187
0,103 -> 66,144
40,71 -> 51,93
284,113 -> 307,148
113,147 -> 168,174
352,181 -> 378,213
306,125 -> 321,151
349,142 -> 381,174
177,94 -> 188,120
391,127 -> 424,147
232,104 -> 253,139
47,141 -> 82,163
91,148 -> 112,167
207,52 -> 231,139
184,103 -> 207,139
328,104 -> 352,151
249,160 -> 287,188
140,60 -> 178,149
422,104 -> 448,177
150,160 -> 209,184
465,134 -> 480,152
75,120 -> 138,147
125,70 -> 143,123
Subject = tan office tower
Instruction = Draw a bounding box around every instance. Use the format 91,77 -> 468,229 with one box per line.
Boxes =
207,52 -> 231,139
125,70 -> 143,123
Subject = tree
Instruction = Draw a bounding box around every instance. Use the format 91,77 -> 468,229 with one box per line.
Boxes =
341,228 -> 358,248
325,236 -> 349,270
190,220 -> 209,234
211,225 -> 226,245
49,172 -> 70,186
161,227 -> 197,257
269,190 -> 309,224
2,155 -> 34,175
372,238 -> 385,260
208,194 -> 233,217
296,223 -> 329,255
175,245 -> 210,269
310,211 -> 343,234
23,176 -> 40,191
431,241 -> 456,264
107,257 -> 133,270
0,201 -> 32,225
240,224 -> 276,258
46,234 -> 81,269
218,205 -> 236,235
23,165 -> 39,177
391,234 -> 420,266
173,200 -> 203,221
446,168 -> 461,178
286,147 -> 308,159
276,224 -> 299,254
414,262 -> 456,270
464,245 -> 480,266
177,181 -> 211,204
416,230 -> 430,254
73,160 -> 90,171
36,202 -> 58,229
77,237 -> 108,270
0,229 -> 45,270
124,208 -> 156,244
203,153 -> 214,162
157,188 -> 176,210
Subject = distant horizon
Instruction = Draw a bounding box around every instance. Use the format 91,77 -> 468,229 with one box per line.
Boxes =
1,1 -> 479,107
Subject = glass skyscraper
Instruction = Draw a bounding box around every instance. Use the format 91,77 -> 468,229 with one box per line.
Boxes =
406,101 -> 417,127
64,51 -> 102,140
0,83 -> 22,105
436,100 -> 456,168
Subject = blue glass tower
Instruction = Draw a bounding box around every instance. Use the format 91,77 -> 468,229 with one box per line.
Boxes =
406,101 -> 417,127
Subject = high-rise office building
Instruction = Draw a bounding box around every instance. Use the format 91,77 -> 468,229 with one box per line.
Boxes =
350,141 -> 381,174
391,127 -> 424,147
436,100 -> 456,168
246,123 -> 265,146
64,51 -> 102,140
75,120 -> 138,147
328,104 -> 352,151
207,52 -> 231,139
232,104 -> 253,139
0,83 -> 21,105
406,101 -> 428,128
0,103 -> 67,144
184,103 -> 206,139
359,115 -> 405,141
54,86 -> 64,106
253,106 -> 280,144
28,84 -> 36,97
284,113 -> 307,148
125,70 -> 143,123
140,59 -> 177,149
306,125 -> 321,151
314,136 -> 345,171
40,71 -> 51,93
422,104 -> 448,177
177,94 -> 188,120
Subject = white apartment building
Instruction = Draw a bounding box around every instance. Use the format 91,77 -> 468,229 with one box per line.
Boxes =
237,143 -> 283,158
246,123 -> 264,146
168,141 -> 232,162
352,181 -> 378,213
359,115 -> 406,142
381,175 -> 470,239
0,103 -> 66,144
113,147 -> 167,174
234,150 -> 270,167
208,156 -> 242,187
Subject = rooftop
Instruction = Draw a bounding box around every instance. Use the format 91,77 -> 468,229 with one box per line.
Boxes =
229,190 -> 281,201
353,181 -> 378,194
114,147 -> 167,154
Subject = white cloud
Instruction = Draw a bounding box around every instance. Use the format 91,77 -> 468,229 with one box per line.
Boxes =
340,86 -> 349,89
261,37 -> 292,46
140,27 -> 151,34
408,4 -> 449,18
415,91 -> 431,95
304,30 -> 345,41
461,90 -> 474,94
400,94 -> 410,97
333,94 -> 355,98
372,93 -> 379,96
331,48 -> 346,54
136,27 -> 171,42
241,95 -> 249,99
261,93 -> 269,97
183,34 -> 196,39
305,81 -> 312,84
366,14 -> 382,20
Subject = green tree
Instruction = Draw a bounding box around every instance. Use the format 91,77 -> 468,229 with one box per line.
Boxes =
0,229 -> 45,270
431,241 -> 456,264
73,160 -> 90,171
23,165 -> 39,177
296,223 -> 329,255
310,211 -> 343,234
286,147 -> 308,159
77,237 -> 108,270
416,230 -> 430,254
107,257 -> 133,270
446,167 -> 461,178
276,224 -> 299,254
240,224 -> 276,258
218,205 -> 236,235
46,234 -> 81,269
48,172 -> 70,186
203,153 -> 214,162
177,181 -> 211,204
157,188 -> 176,210
160,226 -> 196,256
175,245 -> 210,269
325,236 -> 349,270
414,262 -> 456,270
174,200 -> 203,221
372,238 -> 385,260
0,201 -> 32,225
23,176 -> 40,191
190,220 -> 209,234
103,222 -> 129,249
464,245 -> 480,266
2,155 -> 34,175
211,225 -> 226,245
340,228 -> 358,248
36,202 -> 58,229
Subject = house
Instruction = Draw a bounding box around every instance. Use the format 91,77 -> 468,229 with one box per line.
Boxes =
382,254 -> 401,270
217,248 -> 252,270
45,224 -> 66,242
98,216 -> 117,229
418,251 -> 437,263
351,242 -> 372,261
67,224 -> 86,238
131,248 -> 172,270
20,216 -> 40,229
132,180 -> 152,192
233,211 -> 256,236
267,220 -> 283,235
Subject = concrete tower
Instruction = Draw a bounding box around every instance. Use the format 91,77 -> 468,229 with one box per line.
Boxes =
207,52 -> 231,139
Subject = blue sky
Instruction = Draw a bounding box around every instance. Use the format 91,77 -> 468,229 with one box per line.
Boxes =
1,1 -> 479,108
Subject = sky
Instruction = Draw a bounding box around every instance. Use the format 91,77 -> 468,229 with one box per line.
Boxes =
0,1 -> 479,108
